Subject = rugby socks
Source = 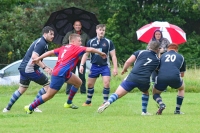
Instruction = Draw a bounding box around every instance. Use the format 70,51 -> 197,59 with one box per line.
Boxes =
67,86 -> 78,104
33,88 -> 46,102
108,93 -> 118,104
103,88 -> 110,103
29,97 -> 44,111
176,95 -> 184,112
153,94 -> 164,105
85,88 -> 94,104
6,90 -> 21,110
142,94 -> 149,113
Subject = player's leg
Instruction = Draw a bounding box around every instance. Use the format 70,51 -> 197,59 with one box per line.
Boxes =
173,80 -> 185,114
77,61 -> 86,94
66,67 -> 76,94
139,83 -> 151,115
82,77 -> 97,106
97,85 -> 128,113
101,66 -> 111,104
153,78 -> 167,115
65,73 -> 82,109
152,88 -> 166,115
3,71 -> 30,112
31,71 -> 49,101
27,70 -> 50,112
83,64 -> 99,106
25,88 -> 58,114
25,75 -> 65,114
97,80 -> 135,113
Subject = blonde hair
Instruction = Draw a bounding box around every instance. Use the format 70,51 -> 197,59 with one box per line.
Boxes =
69,33 -> 81,43
96,24 -> 106,29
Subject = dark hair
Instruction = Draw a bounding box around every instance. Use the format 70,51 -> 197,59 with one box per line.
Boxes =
73,20 -> 82,25
42,26 -> 54,34
152,29 -> 163,42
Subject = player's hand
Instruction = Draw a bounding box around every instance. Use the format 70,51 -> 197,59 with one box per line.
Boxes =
44,67 -> 52,75
121,69 -> 127,75
113,68 -> 118,77
32,58 -> 40,64
100,52 -> 107,59
79,66 -> 84,74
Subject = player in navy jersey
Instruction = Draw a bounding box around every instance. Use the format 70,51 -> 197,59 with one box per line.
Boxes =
24,34 -> 106,114
97,41 -> 160,115
153,43 -> 186,115
3,26 -> 54,113
80,24 -> 118,106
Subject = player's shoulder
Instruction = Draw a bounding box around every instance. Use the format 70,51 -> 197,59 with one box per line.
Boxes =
89,37 -> 97,43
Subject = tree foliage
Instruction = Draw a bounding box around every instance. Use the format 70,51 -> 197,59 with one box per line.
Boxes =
0,0 -> 200,68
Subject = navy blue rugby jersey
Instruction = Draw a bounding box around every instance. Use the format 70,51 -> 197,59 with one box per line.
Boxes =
126,50 -> 160,83
158,50 -> 186,79
18,36 -> 48,72
87,37 -> 115,66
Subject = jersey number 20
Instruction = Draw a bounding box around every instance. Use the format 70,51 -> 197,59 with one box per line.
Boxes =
165,54 -> 176,62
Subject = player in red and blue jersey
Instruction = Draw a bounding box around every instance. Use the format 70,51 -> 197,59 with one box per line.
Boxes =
153,43 -> 186,115
97,41 -> 160,115
24,34 -> 106,114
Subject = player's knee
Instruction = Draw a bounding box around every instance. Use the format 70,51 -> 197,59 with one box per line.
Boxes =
153,94 -> 160,100
18,86 -> 27,94
88,82 -> 94,88
74,79 -> 82,88
103,81 -> 110,88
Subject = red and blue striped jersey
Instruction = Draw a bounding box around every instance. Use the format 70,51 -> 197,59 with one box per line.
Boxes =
52,44 -> 86,77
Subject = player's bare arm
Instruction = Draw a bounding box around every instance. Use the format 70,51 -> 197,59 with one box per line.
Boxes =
110,50 -> 118,76
79,52 -> 89,74
32,50 -> 55,75
121,55 -> 136,75
86,47 -> 107,58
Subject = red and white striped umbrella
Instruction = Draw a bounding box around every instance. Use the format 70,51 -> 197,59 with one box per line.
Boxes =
136,21 -> 186,44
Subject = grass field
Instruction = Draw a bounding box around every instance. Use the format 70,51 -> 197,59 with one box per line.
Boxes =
1,92 -> 200,133
0,68 -> 200,133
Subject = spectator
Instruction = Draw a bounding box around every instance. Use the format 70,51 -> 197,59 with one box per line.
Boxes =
62,20 -> 90,94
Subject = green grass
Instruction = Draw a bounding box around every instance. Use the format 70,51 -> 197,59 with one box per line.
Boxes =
0,92 -> 200,133
0,68 -> 200,132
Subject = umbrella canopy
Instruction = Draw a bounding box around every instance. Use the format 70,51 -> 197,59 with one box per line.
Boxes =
44,7 -> 99,44
136,21 -> 186,45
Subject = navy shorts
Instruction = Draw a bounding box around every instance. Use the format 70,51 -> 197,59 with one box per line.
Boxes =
88,64 -> 110,78
50,72 -> 72,91
120,80 -> 150,92
19,69 -> 49,88
154,76 -> 183,91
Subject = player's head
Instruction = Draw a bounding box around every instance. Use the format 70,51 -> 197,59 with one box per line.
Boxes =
96,24 -> 106,38
148,41 -> 160,53
69,33 -> 82,46
167,43 -> 178,52
42,26 -> 54,42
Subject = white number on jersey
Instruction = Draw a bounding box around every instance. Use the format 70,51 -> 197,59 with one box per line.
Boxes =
165,54 -> 176,62
143,58 -> 152,66
61,49 -> 67,59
